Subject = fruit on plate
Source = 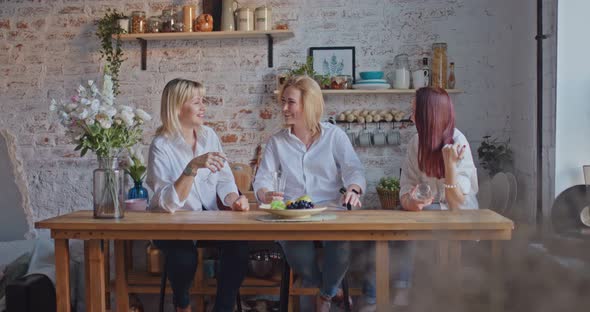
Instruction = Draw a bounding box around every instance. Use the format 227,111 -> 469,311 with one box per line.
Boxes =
271,199 -> 286,210
296,195 -> 312,203
286,197 -> 315,210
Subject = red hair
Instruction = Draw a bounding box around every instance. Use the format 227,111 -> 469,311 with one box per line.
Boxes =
414,87 -> 455,179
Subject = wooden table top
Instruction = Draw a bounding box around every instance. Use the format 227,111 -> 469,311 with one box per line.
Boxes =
36,209 -> 514,232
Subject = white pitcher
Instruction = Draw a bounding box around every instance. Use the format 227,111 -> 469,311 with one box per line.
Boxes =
221,0 -> 239,31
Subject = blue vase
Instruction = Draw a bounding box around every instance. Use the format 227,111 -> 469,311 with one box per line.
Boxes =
128,181 -> 149,203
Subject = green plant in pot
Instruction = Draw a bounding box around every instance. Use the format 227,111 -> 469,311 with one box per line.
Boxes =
477,135 -> 513,176
96,8 -> 127,95
376,176 -> 400,210
287,56 -> 331,89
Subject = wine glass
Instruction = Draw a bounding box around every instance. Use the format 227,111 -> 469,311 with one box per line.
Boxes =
412,183 -> 432,201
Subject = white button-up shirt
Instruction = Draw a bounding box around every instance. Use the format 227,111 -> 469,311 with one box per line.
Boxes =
400,128 -> 479,210
146,126 -> 238,213
253,122 -> 366,209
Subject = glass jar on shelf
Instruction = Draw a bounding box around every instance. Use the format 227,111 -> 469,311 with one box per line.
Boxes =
432,42 -> 448,88
131,11 -> 146,34
161,9 -> 176,32
147,16 -> 161,33
392,53 -> 410,89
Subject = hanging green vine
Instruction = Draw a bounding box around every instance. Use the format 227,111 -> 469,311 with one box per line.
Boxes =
96,9 -> 127,95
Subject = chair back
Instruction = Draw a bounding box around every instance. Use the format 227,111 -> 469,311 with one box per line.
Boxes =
230,163 -> 253,193
490,172 -> 510,214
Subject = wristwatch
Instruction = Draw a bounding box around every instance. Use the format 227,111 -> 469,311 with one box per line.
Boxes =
182,165 -> 197,177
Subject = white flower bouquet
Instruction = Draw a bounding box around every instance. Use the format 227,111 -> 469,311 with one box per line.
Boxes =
50,73 -> 152,218
50,73 -> 151,158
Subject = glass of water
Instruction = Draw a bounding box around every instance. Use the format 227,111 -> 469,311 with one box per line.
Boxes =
412,183 -> 432,201
271,171 -> 287,199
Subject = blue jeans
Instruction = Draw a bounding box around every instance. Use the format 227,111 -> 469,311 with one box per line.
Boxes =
153,240 -> 249,311
360,241 -> 416,304
279,240 -> 350,308
362,204 -> 440,303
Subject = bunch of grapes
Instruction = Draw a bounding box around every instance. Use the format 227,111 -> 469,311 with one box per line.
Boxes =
286,200 -> 315,210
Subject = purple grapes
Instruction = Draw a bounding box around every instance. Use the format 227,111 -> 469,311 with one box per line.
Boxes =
286,200 -> 315,210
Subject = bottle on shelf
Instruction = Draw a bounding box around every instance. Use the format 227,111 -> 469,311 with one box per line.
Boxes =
448,62 -> 456,89
422,57 -> 430,87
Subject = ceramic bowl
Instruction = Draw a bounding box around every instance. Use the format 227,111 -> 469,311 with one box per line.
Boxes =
359,71 -> 384,80
125,198 -> 148,211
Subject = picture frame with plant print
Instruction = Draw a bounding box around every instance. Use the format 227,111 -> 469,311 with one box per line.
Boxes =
309,46 -> 356,83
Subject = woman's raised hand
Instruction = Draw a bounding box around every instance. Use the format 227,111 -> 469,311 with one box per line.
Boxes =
189,152 -> 227,173
442,143 -> 465,168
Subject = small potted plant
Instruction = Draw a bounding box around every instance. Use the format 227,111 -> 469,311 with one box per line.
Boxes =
376,176 -> 400,210
286,56 -> 331,89
96,8 -> 127,95
477,135 -> 513,177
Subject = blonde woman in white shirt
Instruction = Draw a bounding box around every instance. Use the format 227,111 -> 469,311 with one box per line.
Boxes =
146,78 -> 249,312
253,75 -> 366,312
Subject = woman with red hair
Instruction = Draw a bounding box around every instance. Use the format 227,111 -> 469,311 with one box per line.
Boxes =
400,86 -> 478,211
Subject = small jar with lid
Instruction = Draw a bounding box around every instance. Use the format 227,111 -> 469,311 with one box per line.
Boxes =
431,42 -> 448,88
147,16 -> 161,33
254,5 -> 272,31
236,7 -> 254,31
131,11 -> 146,34
161,9 -> 176,32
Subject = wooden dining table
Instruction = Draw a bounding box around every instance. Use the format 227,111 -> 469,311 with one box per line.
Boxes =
36,209 -> 513,312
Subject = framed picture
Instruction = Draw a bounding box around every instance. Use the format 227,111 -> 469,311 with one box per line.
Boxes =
309,46 -> 356,82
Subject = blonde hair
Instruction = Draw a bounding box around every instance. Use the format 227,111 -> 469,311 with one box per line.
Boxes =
278,75 -> 324,137
155,78 -> 205,137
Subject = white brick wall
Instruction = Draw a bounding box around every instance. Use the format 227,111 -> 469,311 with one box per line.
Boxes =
0,0 -> 534,221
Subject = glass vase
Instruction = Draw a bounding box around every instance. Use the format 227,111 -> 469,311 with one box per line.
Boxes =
93,157 -> 125,219
128,181 -> 149,203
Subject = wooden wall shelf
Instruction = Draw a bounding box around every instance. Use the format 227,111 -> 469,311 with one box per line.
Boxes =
273,89 -> 462,95
117,30 -> 294,69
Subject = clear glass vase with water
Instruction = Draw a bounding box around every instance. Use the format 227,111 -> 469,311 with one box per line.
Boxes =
93,157 -> 125,219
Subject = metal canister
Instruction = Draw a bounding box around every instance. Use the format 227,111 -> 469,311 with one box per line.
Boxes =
254,5 -> 272,31
236,7 -> 254,31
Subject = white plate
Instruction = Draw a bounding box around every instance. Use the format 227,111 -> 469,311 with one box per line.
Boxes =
259,204 -> 327,219
352,83 -> 391,90
581,206 -> 590,227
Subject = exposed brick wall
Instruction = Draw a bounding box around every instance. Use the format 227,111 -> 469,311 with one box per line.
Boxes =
0,0 -> 526,220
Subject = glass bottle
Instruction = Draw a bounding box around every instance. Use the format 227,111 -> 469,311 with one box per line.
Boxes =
93,157 -> 124,219
448,62 -> 456,89
161,9 -> 175,32
131,11 -> 146,34
147,16 -> 161,33
422,57 -> 431,87
128,181 -> 149,202
431,42 -> 448,88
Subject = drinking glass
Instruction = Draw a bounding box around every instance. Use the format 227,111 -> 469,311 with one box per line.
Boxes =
413,183 -> 432,201
271,171 -> 287,200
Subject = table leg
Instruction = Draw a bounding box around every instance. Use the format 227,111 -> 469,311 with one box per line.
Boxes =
84,240 -> 106,312
375,241 -> 390,312
490,241 -> 503,312
55,239 -> 71,312
115,240 -> 130,312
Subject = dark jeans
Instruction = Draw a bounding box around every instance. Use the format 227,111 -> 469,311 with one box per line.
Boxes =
153,239 -> 249,311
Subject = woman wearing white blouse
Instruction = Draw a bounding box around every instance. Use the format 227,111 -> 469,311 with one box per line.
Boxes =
362,87 -> 479,310
253,75 -> 366,312
146,78 -> 249,312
